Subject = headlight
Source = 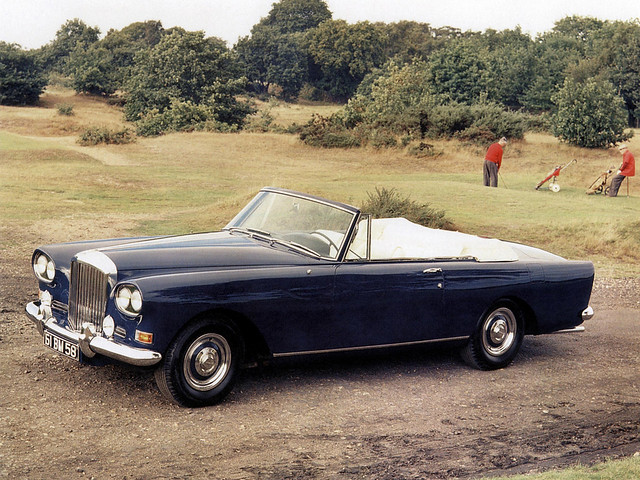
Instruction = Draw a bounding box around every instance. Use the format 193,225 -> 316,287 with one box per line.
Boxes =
115,284 -> 143,316
33,252 -> 56,283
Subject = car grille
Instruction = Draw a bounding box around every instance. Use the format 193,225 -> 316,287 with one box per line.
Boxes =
68,260 -> 109,333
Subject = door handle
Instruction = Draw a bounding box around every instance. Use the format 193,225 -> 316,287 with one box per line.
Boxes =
423,268 -> 443,274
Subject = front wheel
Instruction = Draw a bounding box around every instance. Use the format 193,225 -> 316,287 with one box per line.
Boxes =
155,317 -> 244,407
461,302 -> 524,370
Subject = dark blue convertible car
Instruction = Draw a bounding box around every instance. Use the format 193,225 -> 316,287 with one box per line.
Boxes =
26,187 -> 594,406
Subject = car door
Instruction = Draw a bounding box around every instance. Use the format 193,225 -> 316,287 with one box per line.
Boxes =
331,261 -> 446,349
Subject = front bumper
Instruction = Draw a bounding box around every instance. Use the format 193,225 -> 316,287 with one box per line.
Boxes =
26,301 -> 162,367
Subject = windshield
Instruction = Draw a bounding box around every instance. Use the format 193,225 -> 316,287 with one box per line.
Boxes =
225,190 -> 357,259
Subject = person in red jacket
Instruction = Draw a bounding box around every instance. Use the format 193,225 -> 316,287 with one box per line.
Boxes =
483,137 -> 507,187
608,144 -> 635,197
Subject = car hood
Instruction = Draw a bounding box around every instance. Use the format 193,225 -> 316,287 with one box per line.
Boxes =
96,231 -> 317,274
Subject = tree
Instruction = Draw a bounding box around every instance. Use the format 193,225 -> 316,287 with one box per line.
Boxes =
482,28 -> 536,109
551,77 -> 632,148
68,45 -> 117,95
235,0 -> 330,98
521,33 -> 585,112
379,21 -> 456,63
606,21 -> 640,126
345,61 -> 435,134
124,30 -> 254,134
307,20 -> 387,100
426,37 -> 493,105
39,19 -> 100,73
68,21 -> 164,95
0,42 -> 47,105
235,25 -> 308,98
260,0 -> 331,34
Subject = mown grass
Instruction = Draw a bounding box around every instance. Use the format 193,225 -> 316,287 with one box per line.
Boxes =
1,88 -> 639,280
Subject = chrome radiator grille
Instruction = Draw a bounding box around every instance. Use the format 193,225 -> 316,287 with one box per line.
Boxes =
68,261 -> 109,332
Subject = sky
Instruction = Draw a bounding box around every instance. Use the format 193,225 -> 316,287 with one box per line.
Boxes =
1,0 -> 640,50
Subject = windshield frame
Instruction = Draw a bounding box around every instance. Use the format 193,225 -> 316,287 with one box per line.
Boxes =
224,187 -> 361,261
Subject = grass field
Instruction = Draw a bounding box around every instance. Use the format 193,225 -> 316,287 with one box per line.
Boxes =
1,87 -> 639,280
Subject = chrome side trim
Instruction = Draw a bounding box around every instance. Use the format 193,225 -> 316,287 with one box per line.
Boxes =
272,335 -> 470,358
26,301 -> 162,367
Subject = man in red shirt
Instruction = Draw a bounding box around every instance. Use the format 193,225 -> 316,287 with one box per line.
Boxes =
483,137 -> 507,187
608,144 -> 635,197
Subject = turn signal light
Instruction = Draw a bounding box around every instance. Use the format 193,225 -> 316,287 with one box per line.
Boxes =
135,330 -> 153,344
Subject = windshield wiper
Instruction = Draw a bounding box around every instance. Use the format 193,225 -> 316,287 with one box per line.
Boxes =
268,238 -> 321,258
246,227 -> 272,237
227,227 -> 272,240
228,227 -> 321,257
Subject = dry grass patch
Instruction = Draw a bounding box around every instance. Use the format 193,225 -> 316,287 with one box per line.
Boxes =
0,86 -> 131,136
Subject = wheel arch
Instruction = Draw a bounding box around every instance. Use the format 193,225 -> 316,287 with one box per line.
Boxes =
181,307 -> 271,366
500,295 -> 538,335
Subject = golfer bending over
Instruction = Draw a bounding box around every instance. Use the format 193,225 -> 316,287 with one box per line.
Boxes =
483,137 -> 507,187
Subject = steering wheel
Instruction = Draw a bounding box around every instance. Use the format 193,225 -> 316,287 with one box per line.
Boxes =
310,231 -> 339,255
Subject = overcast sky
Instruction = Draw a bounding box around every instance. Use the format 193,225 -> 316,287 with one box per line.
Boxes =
2,0 -> 640,49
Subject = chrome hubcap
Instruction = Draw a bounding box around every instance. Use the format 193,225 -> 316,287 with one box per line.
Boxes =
195,347 -> 220,376
482,308 -> 516,357
184,333 -> 231,391
490,319 -> 508,344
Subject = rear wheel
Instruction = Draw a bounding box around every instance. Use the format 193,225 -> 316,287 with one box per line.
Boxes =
155,317 -> 243,407
461,301 -> 524,370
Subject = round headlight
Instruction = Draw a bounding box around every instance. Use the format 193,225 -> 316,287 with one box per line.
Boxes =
115,287 -> 131,311
33,253 -> 56,283
130,289 -> 143,312
115,285 -> 143,316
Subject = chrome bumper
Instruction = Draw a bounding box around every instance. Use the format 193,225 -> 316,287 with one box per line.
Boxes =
26,301 -> 162,367
552,306 -> 594,334
582,305 -> 594,321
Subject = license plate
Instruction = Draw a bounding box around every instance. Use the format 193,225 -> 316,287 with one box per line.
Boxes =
43,330 -> 80,361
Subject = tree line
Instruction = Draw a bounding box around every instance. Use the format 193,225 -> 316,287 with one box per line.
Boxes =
0,0 -> 637,148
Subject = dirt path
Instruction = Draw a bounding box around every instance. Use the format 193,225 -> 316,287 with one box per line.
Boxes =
1,240 -> 639,479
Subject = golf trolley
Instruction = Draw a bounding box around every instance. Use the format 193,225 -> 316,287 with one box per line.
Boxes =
586,168 -> 614,195
535,159 -> 577,192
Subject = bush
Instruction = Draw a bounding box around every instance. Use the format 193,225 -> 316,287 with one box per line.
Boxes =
134,98 -> 248,137
299,114 -> 361,148
361,187 -> 454,230
78,126 -> 135,145
56,103 -> 74,116
552,77 -> 633,148
0,42 -> 47,105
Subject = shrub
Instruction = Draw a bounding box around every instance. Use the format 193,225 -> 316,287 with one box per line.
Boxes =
361,187 -> 454,230
299,114 -> 361,148
56,103 -> 74,116
78,126 -> 135,145
134,98 -> 248,137
552,77 -> 633,148
0,42 -> 47,105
